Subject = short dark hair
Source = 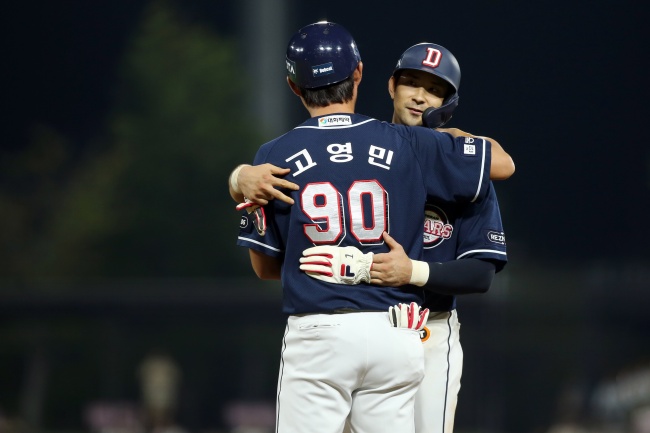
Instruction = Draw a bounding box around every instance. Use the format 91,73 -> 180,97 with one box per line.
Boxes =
299,75 -> 354,107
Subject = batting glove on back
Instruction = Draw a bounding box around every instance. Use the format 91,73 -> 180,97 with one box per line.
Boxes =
388,302 -> 429,331
236,198 -> 266,236
299,245 -> 373,285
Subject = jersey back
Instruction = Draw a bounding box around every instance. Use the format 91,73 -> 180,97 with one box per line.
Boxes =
237,113 -> 491,314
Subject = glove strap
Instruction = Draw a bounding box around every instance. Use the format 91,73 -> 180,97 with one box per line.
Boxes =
353,253 -> 373,284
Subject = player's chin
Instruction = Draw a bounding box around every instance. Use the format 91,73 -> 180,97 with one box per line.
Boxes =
408,112 -> 424,126
398,112 -> 423,127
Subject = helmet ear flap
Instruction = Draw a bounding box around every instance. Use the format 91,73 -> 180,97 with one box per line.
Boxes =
422,94 -> 459,128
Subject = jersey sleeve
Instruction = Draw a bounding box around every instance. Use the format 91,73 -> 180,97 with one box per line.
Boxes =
236,204 -> 285,258
454,182 -> 508,272
409,128 -> 491,203
236,142 -> 286,257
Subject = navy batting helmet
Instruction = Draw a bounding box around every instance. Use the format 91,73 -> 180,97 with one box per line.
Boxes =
393,43 -> 461,128
286,21 -> 361,89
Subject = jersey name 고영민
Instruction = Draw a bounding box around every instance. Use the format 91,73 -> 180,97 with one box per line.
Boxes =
285,142 -> 396,177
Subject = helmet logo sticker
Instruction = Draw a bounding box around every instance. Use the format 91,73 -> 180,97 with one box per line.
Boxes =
422,47 -> 442,69
286,59 -> 296,75
312,62 -> 334,78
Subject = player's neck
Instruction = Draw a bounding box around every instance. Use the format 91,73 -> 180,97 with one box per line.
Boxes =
307,101 -> 356,118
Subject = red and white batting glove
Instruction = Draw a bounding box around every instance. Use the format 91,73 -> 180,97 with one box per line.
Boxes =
299,245 -> 373,285
236,198 -> 266,236
388,302 -> 429,331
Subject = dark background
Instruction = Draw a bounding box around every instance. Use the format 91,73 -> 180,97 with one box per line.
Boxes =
2,1 -> 649,432
5,0 -> 649,260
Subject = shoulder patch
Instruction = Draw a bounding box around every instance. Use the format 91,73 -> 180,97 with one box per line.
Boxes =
462,137 -> 478,156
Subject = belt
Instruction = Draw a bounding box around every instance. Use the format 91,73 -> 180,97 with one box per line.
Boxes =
331,308 -> 380,314
294,308 -> 381,317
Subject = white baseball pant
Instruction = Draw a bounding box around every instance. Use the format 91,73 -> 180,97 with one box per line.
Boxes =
276,311 -> 425,433
415,309 -> 463,433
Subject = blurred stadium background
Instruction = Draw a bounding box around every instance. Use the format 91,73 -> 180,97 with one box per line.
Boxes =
2,1 -> 648,432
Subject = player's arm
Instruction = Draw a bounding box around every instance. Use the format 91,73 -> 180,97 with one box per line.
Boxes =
299,232 -> 495,293
249,249 -> 282,280
229,163 -> 300,205
370,232 -> 495,294
437,127 -> 515,180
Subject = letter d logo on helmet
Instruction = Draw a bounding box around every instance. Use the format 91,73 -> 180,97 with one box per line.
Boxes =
286,21 -> 361,89
393,43 -> 461,128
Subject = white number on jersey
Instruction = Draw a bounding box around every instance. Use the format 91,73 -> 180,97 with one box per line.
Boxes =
301,180 -> 388,246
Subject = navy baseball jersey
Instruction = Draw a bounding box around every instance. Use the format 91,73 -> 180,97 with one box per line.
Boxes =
237,113 -> 492,315
418,182 -> 508,311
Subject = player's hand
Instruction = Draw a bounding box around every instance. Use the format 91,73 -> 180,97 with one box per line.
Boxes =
369,232 -> 413,287
388,302 -> 429,331
238,164 -> 299,205
236,199 -> 266,236
299,245 -> 373,285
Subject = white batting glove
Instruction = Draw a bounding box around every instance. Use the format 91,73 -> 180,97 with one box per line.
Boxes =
299,245 -> 373,285
236,198 -> 266,236
388,302 -> 429,331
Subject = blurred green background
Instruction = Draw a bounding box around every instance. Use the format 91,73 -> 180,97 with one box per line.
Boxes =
2,1 -> 648,432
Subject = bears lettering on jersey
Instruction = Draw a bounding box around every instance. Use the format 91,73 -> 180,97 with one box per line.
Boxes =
423,205 -> 454,249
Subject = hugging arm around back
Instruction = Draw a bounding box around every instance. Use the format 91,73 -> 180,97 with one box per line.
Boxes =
229,163 -> 300,206
421,258 -> 496,295
370,232 -> 496,294
437,127 -> 515,180
487,137 -> 515,180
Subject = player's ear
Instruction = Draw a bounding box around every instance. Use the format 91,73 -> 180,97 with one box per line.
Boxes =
287,77 -> 302,97
353,62 -> 363,85
388,76 -> 396,100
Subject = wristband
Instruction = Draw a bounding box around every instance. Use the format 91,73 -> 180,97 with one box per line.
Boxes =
409,260 -> 430,287
229,164 -> 248,194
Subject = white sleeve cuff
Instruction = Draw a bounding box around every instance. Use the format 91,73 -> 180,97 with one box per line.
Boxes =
409,260 -> 429,287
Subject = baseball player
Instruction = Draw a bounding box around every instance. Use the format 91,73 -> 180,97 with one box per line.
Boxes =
232,42 -> 510,433
233,22 -> 512,433
300,43 -> 508,433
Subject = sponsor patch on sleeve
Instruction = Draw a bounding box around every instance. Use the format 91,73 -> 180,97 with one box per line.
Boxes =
240,214 -> 253,233
463,144 -> 476,155
485,230 -> 506,245
462,137 -> 477,156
